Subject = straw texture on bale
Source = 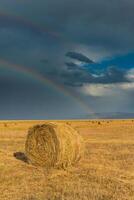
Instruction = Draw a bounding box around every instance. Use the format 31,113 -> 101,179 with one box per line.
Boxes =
25,122 -> 84,169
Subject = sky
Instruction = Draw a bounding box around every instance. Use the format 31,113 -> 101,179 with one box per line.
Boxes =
0,0 -> 134,119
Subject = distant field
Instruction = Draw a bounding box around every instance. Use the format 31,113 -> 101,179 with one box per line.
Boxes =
0,120 -> 134,200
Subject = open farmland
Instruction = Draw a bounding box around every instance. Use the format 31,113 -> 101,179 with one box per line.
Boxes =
0,120 -> 134,200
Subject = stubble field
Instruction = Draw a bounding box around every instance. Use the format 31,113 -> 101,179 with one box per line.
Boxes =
0,120 -> 134,200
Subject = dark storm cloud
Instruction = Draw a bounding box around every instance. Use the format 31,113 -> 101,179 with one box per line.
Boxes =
47,0 -> 134,52
0,21 -> 128,88
0,0 -> 134,67
66,52 -> 94,63
14,0 -> 134,52
0,73 -> 86,119
65,62 -> 79,70
0,16 -> 64,74
61,66 -> 130,87
65,62 -> 86,71
1,0 -> 134,53
0,0 -> 134,118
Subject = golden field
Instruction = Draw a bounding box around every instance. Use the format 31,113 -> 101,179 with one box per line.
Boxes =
0,120 -> 134,200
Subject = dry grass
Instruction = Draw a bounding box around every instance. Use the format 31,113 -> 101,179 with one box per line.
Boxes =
0,120 -> 134,200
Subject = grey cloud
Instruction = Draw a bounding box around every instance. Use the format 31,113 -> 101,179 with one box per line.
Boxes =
17,1 -> 134,52
0,0 -> 134,118
40,59 -> 49,64
65,62 -> 84,71
1,0 -> 134,53
65,62 -> 78,67
66,52 -> 94,63
0,17 -> 130,88
60,66 -> 130,87
0,72 -> 86,119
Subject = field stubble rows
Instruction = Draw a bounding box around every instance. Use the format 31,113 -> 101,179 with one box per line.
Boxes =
0,120 -> 134,200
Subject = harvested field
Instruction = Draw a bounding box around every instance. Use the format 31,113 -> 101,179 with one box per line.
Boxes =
0,120 -> 134,200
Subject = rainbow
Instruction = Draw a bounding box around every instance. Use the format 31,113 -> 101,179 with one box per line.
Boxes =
0,11 -> 71,45
0,12 -> 62,39
0,12 -> 96,117
0,58 -> 96,116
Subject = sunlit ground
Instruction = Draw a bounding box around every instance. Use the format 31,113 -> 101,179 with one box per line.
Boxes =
0,120 -> 134,200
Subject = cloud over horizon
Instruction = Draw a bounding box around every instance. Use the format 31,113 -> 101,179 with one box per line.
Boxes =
0,0 -> 134,119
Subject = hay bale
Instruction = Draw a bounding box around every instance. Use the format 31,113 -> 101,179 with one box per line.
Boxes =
25,122 -> 84,169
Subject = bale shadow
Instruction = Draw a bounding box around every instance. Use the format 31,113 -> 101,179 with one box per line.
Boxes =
13,152 -> 29,163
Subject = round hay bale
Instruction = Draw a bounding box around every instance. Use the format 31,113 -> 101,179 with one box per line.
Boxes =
25,122 -> 84,169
